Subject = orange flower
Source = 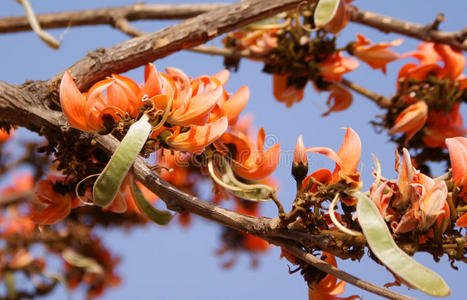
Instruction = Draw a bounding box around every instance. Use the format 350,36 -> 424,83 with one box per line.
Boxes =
220,127 -> 280,180
309,253 -> 361,300
322,84 -> 353,116
164,116 -> 228,154
60,71 -> 141,132
143,64 -> 248,127
272,74 -> 305,107
0,128 -> 11,143
307,128 -> 362,189
30,175 -> 78,225
320,53 -> 359,82
422,104 -> 466,148
400,42 -> 466,82
224,28 -> 278,56
446,136 -> 467,187
434,44 -> 466,80
352,34 -> 402,74
388,100 -> 428,144
391,149 -> 449,233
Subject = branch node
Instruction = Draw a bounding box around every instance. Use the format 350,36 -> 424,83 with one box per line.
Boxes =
422,13 -> 445,41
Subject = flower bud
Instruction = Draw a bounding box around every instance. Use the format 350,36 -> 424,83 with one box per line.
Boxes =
292,135 -> 308,183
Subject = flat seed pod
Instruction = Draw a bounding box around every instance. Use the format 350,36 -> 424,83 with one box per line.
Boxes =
314,0 -> 341,28
130,178 -> 173,226
207,158 -> 274,202
352,191 -> 450,297
93,114 -> 151,208
221,173 -> 272,201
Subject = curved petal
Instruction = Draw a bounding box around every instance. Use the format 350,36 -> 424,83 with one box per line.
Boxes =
222,85 -> 250,123
167,117 -> 228,154
169,85 -> 222,126
446,137 -> 467,187
337,128 -> 361,175
434,44 -> 466,80
59,71 -> 89,131
322,84 -> 353,116
306,147 -> 343,169
273,74 -> 304,107
235,143 -> 281,180
213,69 -> 230,86
388,101 -> 428,144
30,179 -> 72,225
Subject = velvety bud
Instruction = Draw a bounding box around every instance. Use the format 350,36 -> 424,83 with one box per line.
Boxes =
292,135 -> 308,183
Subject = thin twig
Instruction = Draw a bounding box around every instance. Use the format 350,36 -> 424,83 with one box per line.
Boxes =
349,8 -> 467,50
15,0 -> 60,49
111,17 -> 145,37
341,78 -> 392,109
274,240 -> 418,300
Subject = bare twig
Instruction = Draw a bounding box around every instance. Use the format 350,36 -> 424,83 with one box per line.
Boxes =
275,240 -> 417,300
15,0 -> 60,49
341,78 -> 392,109
349,8 -> 467,50
110,17 -> 145,38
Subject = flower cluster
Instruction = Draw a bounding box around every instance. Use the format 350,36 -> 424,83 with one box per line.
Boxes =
387,43 -> 467,149
223,4 -> 402,116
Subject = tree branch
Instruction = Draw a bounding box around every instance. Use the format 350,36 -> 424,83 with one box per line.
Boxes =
0,80 -> 417,300
275,240 -> 417,300
349,8 -> 467,51
0,1 -> 438,299
341,78 -> 392,108
1,3 -> 467,50
0,3 -> 229,33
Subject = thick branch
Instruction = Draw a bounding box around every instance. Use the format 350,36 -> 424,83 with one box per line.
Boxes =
44,0 -> 306,92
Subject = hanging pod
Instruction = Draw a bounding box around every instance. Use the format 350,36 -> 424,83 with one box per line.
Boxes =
351,190 -> 450,297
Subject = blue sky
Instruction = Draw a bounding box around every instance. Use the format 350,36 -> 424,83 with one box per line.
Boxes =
1,0 -> 467,299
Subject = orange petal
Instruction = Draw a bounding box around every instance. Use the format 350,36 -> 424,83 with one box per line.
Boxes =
0,129 -> 11,143
302,169 -> 332,192
169,85 -> 222,126
293,135 -> 307,165
446,137 -> 467,187
213,69 -> 230,86
30,179 -> 72,225
388,101 -> 428,143
337,128 -> 361,175
434,44 -> 466,80
419,177 -> 447,231
233,143 -> 281,180
306,147 -> 343,169
222,85 -> 250,123
456,213 -> 467,227
273,74 -> 304,107
167,117 -> 228,154
59,71 -> 89,131
322,84 -> 353,116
